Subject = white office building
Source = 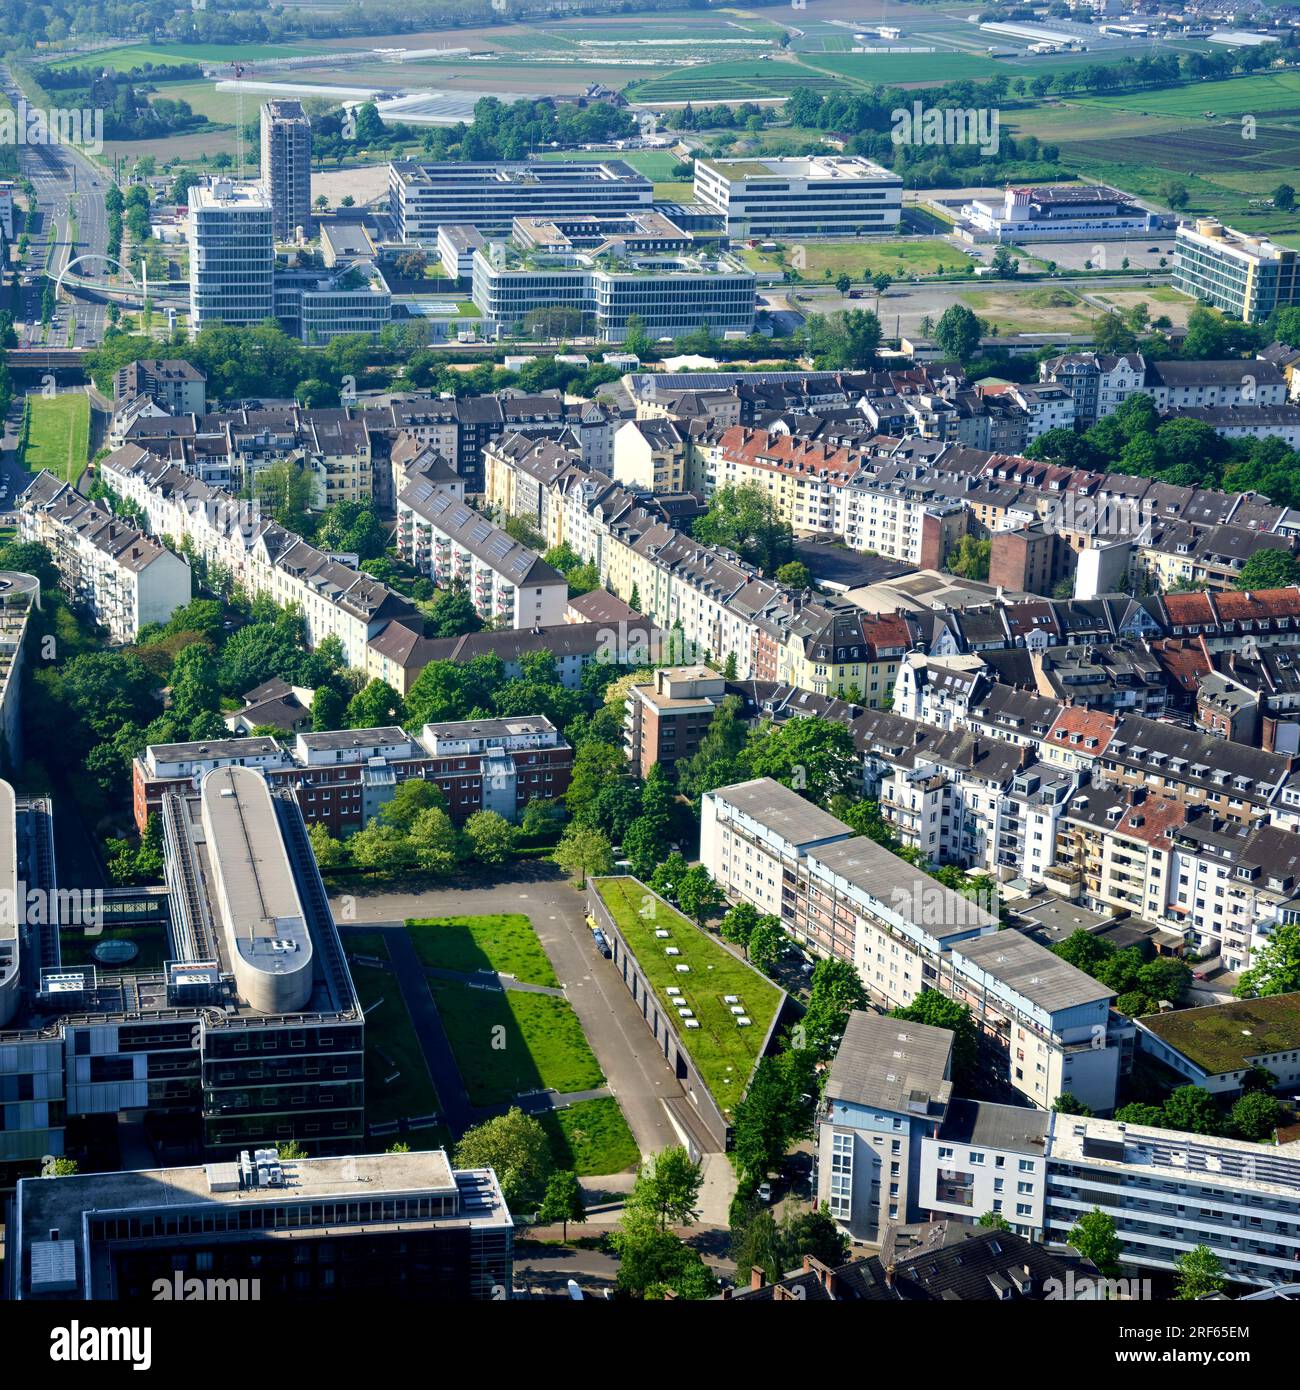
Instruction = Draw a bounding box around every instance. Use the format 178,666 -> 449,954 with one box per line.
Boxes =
692,155 -> 902,239
188,180 -> 275,328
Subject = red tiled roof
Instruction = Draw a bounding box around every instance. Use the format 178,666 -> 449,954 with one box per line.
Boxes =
1044,707 -> 1118,750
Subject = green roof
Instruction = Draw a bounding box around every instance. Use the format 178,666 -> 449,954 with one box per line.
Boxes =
592,876 -> 783,1119
1140,992 -> 1300,1076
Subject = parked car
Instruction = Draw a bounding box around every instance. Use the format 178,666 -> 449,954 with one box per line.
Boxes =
592,928 -> 611,959
757,1181 -> 772,1203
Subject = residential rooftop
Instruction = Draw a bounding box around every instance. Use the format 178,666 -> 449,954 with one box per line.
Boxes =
826,1010 -> 953,1118
1139,992 -> 1300,1077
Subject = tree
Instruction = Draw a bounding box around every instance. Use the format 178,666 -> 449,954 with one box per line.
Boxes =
345,678 -> 405,729
308,821 -> 348,870
1274,183 -> 1296,212
1113,1102 -> 1165,1127
720,901 -> 759,951
1174,1245 -> 1225,1301
277,1140 -> 308,1159
1052,1093 -> 1094,1118
537,1169 -> 587,1241
747,918 -> 786,974
622,813 -> 671,880
692,482 -> 794,573
731,1049 -> 817,1186
1234,548 -> 1300,591
1161,1085 -> 1221,1136
311,684 -> 346,732
804,958 -> 868,1057
675,864 -> 724,928
730,1207 -> 783,1285
1236,924 -> 1300,998
631,1145 -> 703,1232
775,560 -> 811,589
1228,1089 -> 1282,1143
407,806 -> 465,874
892,991 -> 979,1087
378,778 -> 447,832
254,458 -> 314,530
424,585 -> 482,638
464,810 -> 515,865
742,715 -> 858,807
1069,1208 -> 1122,1278
978,1210 -> 1011,1231
780,1203 -> 849,1270
553,824 -> 614,886
834,272 -> 852,295
933,303 -> 981,362
454,1107 -> 551,1209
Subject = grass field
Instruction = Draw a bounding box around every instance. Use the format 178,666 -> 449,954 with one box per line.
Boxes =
407,914 -> 560,988
23,392 -> 90,484
959,286 -> 1095,335
1092,286 -> 1196,327
740,237 -> 972,279
539,1096 -> 640,1176
432,979 -> 604,1107
354,964 -> 441,1127
537,147 -> 680,181
343,929 -> 392,961
592,877 -> 781,1121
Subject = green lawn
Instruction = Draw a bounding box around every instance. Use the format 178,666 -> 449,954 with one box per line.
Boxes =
959,286 -> 1096,335
342,929 -> 391,961
407,914 -> 559,987
432,979 -> 603,1106
539,1096 -> 640,1176
353,963 -> 441,1127
23,393 -> 91,484
739,237 -> 970,279
592,877 -> 782,1121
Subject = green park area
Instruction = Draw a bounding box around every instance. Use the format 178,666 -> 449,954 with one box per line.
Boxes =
591,877 -> 781,1121
432,979 -> 604,1106
407,913 -> 560,987
353,963 -> 440,1128
22,393 -> 91,485
540,1096 -> 640,1176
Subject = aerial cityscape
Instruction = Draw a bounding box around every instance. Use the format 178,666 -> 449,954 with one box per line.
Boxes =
0,0 -> 1299,1351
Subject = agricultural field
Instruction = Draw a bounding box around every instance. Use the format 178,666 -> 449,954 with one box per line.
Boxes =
22,392 -> 91,485
740,237 -> 972,279
959,286 -> 1096,335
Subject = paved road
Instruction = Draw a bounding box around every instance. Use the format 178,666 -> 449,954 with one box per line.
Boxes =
331,866 -> 682,1160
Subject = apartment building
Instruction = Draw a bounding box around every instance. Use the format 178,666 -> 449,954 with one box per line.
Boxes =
188,179 -> 276,328
100,447 -> 416,667
260,99 -> 312,242
1042,1112 -> 1300,1286
113,359 -> 207,416
918,1099 -> 1049,1239
612,417 -> 686,493
1174,218 -> 1300,324
624,665 -> 727,778
693,155 -> 903,239
703,778 -> 1122,1110
394,484 -> 568,628
841,475 -> 968,567
132,718 -> 573,834
817,1011 -> 953,1242
779,604 -> 912,706
389,159 -> 653,243
10,1149 -> 512,1301
18,471 -> 191,642
1038,352 -> 1145,425
1135,992 -> 1300,1099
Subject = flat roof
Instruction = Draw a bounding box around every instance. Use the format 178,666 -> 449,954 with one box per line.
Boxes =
938,1097 -> 1049,1156
709,777 -> 850,849
1140,992 -> 1300,1076
826,1010 -> 953,1117
953,930 -> 1113,1016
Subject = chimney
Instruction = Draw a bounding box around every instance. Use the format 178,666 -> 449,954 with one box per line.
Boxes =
750,1265 -> 767,1291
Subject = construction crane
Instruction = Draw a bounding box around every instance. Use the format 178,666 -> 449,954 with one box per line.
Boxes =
228,61 -> 252,178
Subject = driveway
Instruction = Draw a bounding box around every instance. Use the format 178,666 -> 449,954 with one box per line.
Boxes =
330,864 -> 682,1160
